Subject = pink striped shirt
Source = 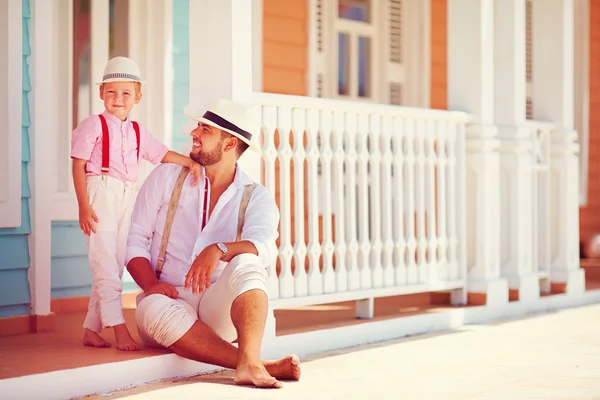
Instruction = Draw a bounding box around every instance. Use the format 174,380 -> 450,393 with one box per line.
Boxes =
70,110 -> 169,183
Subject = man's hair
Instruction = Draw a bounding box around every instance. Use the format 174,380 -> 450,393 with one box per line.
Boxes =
220,131 -> 250,158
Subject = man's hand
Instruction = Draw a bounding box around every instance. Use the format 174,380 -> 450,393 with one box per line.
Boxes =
79,204 -> 99,236
188,160 -> 202,187
185,244 -> 223,295
145,282 -> 179,299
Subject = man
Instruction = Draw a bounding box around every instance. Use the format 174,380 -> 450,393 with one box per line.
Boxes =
126,98 -> 300,388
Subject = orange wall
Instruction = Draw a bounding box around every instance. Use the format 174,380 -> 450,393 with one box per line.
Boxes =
580,0 -> 600,246
262,0 -> 308,95
261,0 -> 447,107
430,0 -> 448,110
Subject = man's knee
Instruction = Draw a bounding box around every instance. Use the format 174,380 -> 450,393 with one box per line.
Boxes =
227,255 -> 269,299
135,294 -> 196,347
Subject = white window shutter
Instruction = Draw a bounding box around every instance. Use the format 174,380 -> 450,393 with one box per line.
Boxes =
526,0 -> 533,119
386,0 -> 406,105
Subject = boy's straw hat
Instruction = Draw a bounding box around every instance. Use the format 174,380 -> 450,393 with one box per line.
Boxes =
185,98 -> 262,153
96,56 -> 145,85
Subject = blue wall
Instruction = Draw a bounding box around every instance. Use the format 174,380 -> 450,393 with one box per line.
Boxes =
0,0 -> 32,318
50,0 -> 191,299
172,0 -> 191,153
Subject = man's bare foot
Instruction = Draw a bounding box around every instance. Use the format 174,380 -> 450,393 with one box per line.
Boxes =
264,354 -> 301,381
113,324 -> 140,351
234,358 -> 283,388
83,329 -> 111,348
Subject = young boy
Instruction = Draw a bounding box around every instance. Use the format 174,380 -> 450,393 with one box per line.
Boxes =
71,56 -> 201,351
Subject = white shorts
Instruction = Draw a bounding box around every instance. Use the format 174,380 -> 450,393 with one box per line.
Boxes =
135,253 -> 269,347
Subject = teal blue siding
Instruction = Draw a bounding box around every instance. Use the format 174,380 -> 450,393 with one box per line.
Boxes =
172,0 -> 190,153
0,1 -> 32,318
51,221 -> 90,299
51,221 -> 141,299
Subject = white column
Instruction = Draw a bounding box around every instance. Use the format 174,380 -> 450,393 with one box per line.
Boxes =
90,0 -> 109,115
28,0 -> 54,318
187,0 -> 260,182
128,0 -> 173,188
532,0 -> 584,295
494,0 -> 540,303
448,0 -> 508,306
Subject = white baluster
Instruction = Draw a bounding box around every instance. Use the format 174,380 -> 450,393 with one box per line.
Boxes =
261,105 -> 280,299
447,122 -> 459,279
369,115 -> 384,288
426,119 -> 439,283
345,113 -> 360,290
306,108 -> 323,295
415,119 -> 428,284
277,107 -> 294,298
357,113 -> 372,289
332,110 -> 348,292
381,115 -> 395,287
392,116 -> 407,286
320,111 -> 336,293
437,121 -> 449,281
405,118 -> 418,284
291,109 -> 308,297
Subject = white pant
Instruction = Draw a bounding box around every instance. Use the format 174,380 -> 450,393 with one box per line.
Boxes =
135,253 -> 268,348
83,175 -> 136,332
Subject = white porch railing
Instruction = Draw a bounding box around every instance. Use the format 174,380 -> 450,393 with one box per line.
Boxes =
251,93 -> 471,316
525,120 -> 553,293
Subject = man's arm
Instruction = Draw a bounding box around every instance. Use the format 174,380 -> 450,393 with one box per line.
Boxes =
185,187 -> 280,294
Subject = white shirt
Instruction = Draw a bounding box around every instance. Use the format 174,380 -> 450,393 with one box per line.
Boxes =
126,163 -> 280,287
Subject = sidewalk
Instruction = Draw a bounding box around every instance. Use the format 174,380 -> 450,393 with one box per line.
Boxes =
84,303 -> 600,400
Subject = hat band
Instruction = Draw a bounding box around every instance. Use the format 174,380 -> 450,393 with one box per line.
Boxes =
102,72 -> 142,82
203,111 -> 252,141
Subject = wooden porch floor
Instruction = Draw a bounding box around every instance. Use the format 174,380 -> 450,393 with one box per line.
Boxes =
2,264 -> 600,382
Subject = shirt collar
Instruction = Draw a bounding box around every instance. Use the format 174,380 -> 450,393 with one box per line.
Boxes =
233,164 -> 254,187
201,164 -> 253,188
102,109 -> 129,124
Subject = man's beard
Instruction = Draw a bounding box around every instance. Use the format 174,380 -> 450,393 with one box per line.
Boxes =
190,144 -> 223,166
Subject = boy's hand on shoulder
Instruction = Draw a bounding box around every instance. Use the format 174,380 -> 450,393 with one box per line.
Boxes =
79,204 -> 99,236
189,160 -> 202,187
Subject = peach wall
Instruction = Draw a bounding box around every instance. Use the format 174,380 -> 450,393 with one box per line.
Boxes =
430,0 -> 448,110
579,0 -> 600,247
262,0 -> 308,95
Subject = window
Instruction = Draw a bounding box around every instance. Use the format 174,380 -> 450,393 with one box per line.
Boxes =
310,0 -> 429,107
0,1 -> 22,228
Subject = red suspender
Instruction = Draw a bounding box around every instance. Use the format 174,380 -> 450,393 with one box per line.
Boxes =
99,114 -> 110,174
132,121 -> 141,161
97,115 -> 141,175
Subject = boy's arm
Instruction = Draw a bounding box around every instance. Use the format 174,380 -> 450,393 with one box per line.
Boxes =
161,150 -> 202,185
161,150 -> 194,168
72,158 -> 98,235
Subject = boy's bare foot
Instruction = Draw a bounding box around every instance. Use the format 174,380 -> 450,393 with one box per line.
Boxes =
264,354 -> 301,381
83,328 -> 111,348
234,357 -> 282,388
113,323 -> 140,351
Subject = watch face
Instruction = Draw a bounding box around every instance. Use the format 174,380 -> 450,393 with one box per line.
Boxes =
217,243 -> 227,257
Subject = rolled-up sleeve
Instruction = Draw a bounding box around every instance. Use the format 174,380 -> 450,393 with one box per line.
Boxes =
70,116 -> 100,160
240,186 -> 280,267
139,124 -> 169,165
126,164 -> 169,266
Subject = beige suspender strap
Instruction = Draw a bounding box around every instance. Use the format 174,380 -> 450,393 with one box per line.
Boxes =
155,167 -> 189,279
236,183 -> 258,241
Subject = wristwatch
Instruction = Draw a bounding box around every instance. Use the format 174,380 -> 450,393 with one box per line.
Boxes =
216,242 -> 228,260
